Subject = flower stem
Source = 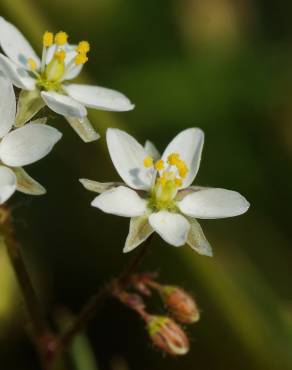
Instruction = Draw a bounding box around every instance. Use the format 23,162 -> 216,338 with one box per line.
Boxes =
0,205 -> 47,337
0,205 -> 55,370
59,236 -> 153,349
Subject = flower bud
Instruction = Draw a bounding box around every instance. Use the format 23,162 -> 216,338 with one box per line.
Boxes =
147,316 -> 189,355
161,286 -> 200,324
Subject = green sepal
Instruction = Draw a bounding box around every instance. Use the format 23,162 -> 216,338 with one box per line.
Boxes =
14,89 -> 45,127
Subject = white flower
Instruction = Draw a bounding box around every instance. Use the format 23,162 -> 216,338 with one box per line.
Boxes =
80,128 -> 250,255
0,76 -> 62,204
0,17 -> 134,142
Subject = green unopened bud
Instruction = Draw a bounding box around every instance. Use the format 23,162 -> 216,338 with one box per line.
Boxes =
161,286 -> 200,324
147,316 -> 189,356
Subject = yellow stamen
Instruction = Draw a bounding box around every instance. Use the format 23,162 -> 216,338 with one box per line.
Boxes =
174,178 -> 183,187
143,156 -> 154,168
157,176 -> 167,187
27,58 -> 37,71
75,53 -> 88,65
161,171 -> 173,180
43,31 -> 53,47
54,50 -> 66,62
167,153 -> 180,166
55,31 -> 68,46
176,160 -> 188,178
76,41 -> 90,54
155,159 -> 164,171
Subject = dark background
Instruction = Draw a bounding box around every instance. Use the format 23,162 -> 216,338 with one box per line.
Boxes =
0,0 -> 292,369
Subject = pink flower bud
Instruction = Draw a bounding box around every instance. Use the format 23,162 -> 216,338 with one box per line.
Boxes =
161,286 -> 200,324
147,316 -> 189,355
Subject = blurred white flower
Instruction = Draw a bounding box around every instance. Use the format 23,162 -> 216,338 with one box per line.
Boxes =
80,128 -> 250,255
0,76 -> 62,204
0,17 -> 134,142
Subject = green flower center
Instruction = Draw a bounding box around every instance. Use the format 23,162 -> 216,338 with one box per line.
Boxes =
143,152 -> 189,212
26,31 -> 90,91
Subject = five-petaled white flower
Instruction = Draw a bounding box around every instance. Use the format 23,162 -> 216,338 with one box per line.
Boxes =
80,128 -> 250,255
0,76 -> 62,204
0,17 -> 134,142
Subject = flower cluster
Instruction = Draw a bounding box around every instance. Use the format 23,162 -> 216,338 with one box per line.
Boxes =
0,16 -> 249,250
0,16 -> 250,358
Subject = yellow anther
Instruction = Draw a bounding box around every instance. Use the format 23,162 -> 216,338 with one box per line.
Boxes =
55,31 -> 68,46
167,153 -> 180,166
43,31 -> 54,47
174,178 -> 183,187
54,50 -> 66,62
155,159 -> 164,171
76,41 -> 90,54
176,160 -> 188,178
75,53 -> 88,65
27,58 -> 37,71
143,156 -> 154,168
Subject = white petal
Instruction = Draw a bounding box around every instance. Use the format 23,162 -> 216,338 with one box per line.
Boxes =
0,76 -> 15,137
162,128 -> 204,189
0,17 -> 40,68
62,64 -> 83,81
124,216 -> 153,253
41,91 -> 87,118
65,84 -> 134,112
175,186 -> 208,201
0,166 -> 16,204
106,128 -> 155,190
66,116 -> 99,142
149,211 -> 190,247
0,54 -> 35,90
0,123 -> 62,167
144,140 -> 160,161
91,186 -> 147,217
13,167 -> 46,195
187,218 -> 213,256
79,178 -> 122,193
178,188 -> 250,219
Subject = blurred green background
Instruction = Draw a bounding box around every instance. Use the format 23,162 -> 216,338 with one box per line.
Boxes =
0,0 -> 292,369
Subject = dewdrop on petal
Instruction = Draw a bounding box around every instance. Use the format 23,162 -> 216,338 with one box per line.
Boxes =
147,315 -> 189,356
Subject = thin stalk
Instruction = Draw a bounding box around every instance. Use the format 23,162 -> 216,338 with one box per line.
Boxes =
0,206 -> 47,338
59,236 -> 153,349
0,206 -> 55,370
